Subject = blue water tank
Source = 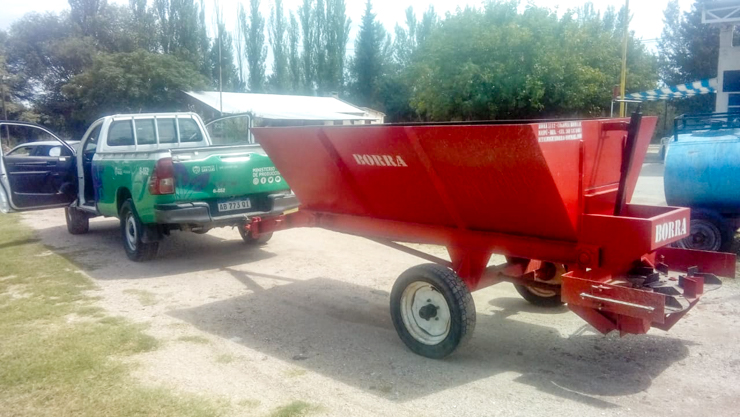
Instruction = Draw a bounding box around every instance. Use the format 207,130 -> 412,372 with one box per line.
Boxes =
664,130 -> 740,213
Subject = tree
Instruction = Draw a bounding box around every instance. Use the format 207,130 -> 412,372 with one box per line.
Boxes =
61,50 -> 207,125
288,12 -> 302,92
658,1 -> 719,113
298,0 -> 314,92
269,0 -> 289,92
350,0 -> 388,108
245,0 -> 267,92
321,0 -> 351,95
403,2 -> 657,121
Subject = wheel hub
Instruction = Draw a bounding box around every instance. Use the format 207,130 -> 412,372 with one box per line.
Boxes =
418,303 -> 438,320
400,282 -> 451,345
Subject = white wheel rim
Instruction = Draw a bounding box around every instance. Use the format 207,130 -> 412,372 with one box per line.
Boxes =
125,214 -> 137,250
400,281 -> 451,345
526,286 -> 558,298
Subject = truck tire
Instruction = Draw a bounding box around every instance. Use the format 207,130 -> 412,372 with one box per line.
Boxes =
119,199 -> 159,262
514,284 -> 564,307
65,207 -> 90,235
239,227 -> 273,245
675,209 -> 734,252
390,264 -> 475,359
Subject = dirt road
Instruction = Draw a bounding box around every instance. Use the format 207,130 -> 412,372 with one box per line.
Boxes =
19,154 -> 740,417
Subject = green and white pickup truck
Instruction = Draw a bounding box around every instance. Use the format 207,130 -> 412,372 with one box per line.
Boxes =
0,113 -> 298,261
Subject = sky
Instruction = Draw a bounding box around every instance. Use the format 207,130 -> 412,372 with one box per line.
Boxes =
1,0 -> 699,46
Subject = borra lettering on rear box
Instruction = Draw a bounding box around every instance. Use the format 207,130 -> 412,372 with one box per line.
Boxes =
352,154 -> 408,167
655,218 -> 688,244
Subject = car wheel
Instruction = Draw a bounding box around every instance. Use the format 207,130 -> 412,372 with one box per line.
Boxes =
675,209 -> 734,252
390,264 -> 475,359
65,206 -> 90,235
119,199 -> 159,262
239,227 -> 273,245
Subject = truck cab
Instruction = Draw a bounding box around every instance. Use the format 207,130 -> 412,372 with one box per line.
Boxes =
1,113 -> 298,261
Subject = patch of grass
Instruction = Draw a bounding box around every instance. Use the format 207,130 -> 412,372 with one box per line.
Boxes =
0,214 -> 223,417
123,289 -> 158,306
177,335 -> 211,344
269,401 -> 314,417
236,398 -> 260,408
215,353 -> 236,364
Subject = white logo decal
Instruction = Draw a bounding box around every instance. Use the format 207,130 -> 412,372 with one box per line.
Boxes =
655,218 -> 688,244
352,154 -> 408,167
213,187 -> 226,194
275,176 -> 282,183
260,177 -> 267,184
139,167 -> 150,175
192,166 -> 200,174
253,178 -> 259,185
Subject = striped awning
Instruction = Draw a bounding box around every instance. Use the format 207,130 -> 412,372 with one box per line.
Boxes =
625,78 -> 717,101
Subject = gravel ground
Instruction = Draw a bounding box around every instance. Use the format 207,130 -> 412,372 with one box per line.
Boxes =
18,152 -> 740,417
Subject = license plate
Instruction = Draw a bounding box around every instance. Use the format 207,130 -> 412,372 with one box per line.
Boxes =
217,199 -> 251,212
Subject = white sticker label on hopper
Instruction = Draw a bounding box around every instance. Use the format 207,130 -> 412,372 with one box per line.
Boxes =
537,121 -> 583,142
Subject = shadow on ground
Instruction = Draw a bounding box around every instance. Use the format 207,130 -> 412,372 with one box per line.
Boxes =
36,220 -> 276,279
169,274 -> 691,407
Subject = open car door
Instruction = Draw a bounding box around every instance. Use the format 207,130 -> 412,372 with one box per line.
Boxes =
0,121 -> 78,213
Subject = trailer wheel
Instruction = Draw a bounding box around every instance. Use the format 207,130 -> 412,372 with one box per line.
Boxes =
675,210 -> 734,252
119,199 -> 159,262
239,227 -> 273,245
390,264 -> 475,359
514,284 -> 564,307
65,207 -> 89,235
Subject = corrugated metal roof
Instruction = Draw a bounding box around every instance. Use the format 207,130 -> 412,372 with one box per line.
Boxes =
184,91 -> 376,121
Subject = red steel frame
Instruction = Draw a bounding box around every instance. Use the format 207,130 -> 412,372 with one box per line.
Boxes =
248,115 -> 735,337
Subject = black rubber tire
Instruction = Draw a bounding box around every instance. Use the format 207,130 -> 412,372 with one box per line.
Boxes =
65,207 -> 89,235
119,199 -> 159,262
390,264 -> 475,359
239,227 -> 273,245
514,284 -> 564,307
675,209 -> 734,253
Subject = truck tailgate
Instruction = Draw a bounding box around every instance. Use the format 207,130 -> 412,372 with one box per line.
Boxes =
171,145 -> 289,201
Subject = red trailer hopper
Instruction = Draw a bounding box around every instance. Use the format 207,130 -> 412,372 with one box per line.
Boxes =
248,113 -> 735,358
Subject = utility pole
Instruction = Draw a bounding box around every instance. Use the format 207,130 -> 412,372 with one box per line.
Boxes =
619,0 -> 630,117
218,17 -> 223,115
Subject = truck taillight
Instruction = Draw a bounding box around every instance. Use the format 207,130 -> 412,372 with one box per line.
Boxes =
148,157 -> 175,195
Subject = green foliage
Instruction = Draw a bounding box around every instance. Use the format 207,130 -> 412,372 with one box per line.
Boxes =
402,1 -> 657,121
245,0 -> 267,92
61,50 -> 207,123
288,12 -> 302,92
269,0 -> 289,92
350,0 -> 390,108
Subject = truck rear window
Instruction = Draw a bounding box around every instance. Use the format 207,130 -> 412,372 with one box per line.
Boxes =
179,119 -> 203,143
135,119 -> 157,145
108,121 -> 134,146
157,119 -> 177,144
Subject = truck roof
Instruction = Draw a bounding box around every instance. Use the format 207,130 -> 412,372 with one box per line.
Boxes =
106,112 -> 201,119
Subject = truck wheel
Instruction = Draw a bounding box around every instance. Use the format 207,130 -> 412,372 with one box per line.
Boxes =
514,284 -> 564,307
675,210 -> 734,252
390,264 -> 475,359
65,207 -> 89,235
239,227 -> 273,245
119,199 -> 159,262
